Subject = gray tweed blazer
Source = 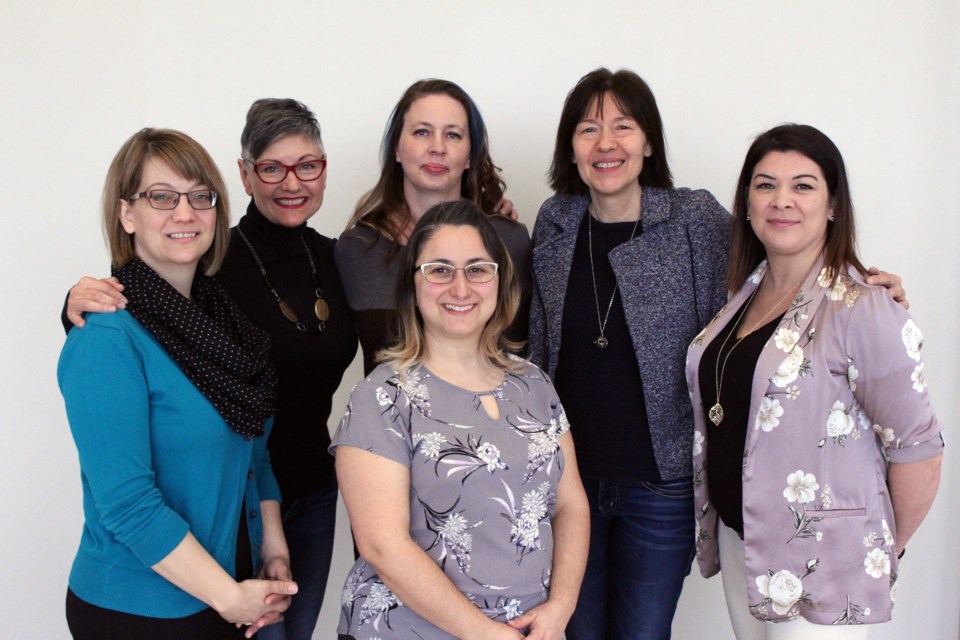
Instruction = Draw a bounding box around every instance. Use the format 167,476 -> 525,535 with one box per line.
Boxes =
528,187 -> 730,480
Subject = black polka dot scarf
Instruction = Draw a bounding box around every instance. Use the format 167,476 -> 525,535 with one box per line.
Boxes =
113,258 -> 278,438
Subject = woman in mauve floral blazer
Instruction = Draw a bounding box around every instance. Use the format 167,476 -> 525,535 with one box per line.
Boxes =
686,124 -> 942,639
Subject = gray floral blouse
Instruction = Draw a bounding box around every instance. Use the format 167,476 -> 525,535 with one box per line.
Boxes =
331,359 -> 569,639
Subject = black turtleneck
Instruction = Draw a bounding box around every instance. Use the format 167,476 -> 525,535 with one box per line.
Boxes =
217,201 -> 358,501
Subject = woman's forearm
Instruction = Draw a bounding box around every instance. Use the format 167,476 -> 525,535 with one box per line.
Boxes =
259,500 -> 289,569
544,497 -> 590,616
889,453 -> 942,551
359,533 -> 516,640
151,532 -> 242,613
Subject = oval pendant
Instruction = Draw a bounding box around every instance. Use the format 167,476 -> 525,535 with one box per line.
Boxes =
279,301 -> 299,323
314,298 -> 330,321
708,403 -> 724,426
594,336 -> 609,349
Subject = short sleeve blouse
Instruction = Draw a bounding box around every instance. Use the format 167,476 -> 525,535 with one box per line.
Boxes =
331,360 -> 569,639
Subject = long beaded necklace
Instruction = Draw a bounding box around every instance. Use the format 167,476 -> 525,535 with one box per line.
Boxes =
237,227 -> 329,333
708,278 -> 799,426
587,213 -> 640,349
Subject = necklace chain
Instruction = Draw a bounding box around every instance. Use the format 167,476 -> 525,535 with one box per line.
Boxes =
587,212 -> 641,349
237,227 -> 328,333
709,278 -> 800,426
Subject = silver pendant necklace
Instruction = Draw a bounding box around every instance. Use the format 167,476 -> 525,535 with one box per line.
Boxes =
587,211 -> 640,349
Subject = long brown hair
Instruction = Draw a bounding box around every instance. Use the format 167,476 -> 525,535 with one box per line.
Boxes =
347,79 -> 506,243
378,200 -> 523,376
727,123 -> 865,291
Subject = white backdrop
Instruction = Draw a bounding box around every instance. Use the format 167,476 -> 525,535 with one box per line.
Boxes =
2,2 -> 957,638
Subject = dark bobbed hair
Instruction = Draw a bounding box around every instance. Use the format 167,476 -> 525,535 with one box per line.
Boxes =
103,128 -> 230,275
727,123 -> 865,291
378,199 -> 522,375
549,67 -> 673,195
240,98 -> 324,161
347,79 -> 506,241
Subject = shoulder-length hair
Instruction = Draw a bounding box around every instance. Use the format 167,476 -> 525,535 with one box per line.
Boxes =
103,128 -> 230,275
549,67 -> 673,194
378,199 -> 523,376
347,79 -> 506,242
727,123 -> 865,291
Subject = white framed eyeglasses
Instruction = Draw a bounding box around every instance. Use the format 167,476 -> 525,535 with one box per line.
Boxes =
415,261 -> 499,284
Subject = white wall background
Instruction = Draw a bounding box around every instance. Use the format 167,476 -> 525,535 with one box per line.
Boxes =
2,1 -> 957,638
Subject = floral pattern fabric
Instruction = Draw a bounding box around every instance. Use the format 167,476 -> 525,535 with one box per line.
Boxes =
331,360 -> 569,639
687,258 -> 943,626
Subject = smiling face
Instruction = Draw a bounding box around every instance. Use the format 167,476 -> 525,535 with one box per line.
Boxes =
396,94 -> 471,206
119,157 -> 216,292
572,93 -> 651,201
414,224 -> 497,347
239,133 -> 326,227
748,150 -> 833,264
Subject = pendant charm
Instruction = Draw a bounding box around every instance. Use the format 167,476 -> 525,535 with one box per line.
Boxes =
314,298 -> 330,322
278,301 -> 299,324
594,336 -> 609,349
708,403 -> 724,426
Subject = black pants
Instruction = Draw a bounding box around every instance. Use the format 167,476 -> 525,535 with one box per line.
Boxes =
66,589 -> 249,639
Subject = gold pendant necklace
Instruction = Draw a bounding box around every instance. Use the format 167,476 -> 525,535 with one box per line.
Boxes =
237,227 -> 328,333
587,212 -> 640,349
709,278 -> 800,426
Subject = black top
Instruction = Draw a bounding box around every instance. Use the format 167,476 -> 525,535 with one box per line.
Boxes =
554,213 -> 658,483
698,298 -> 782,536
218,201 -> 358,501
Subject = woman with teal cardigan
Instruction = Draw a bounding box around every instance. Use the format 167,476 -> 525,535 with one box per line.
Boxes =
58,128 -> 297,639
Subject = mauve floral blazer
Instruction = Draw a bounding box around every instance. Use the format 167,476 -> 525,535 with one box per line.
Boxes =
686,257 -> 943,626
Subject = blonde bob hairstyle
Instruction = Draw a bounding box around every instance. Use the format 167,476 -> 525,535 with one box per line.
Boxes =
103,128 -> 231,275
378,199 -> 523,375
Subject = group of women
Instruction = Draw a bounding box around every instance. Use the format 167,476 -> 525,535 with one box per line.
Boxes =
58,67 -> 942,640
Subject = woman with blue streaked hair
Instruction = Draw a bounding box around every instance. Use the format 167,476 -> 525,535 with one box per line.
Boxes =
336,79 -> 531,376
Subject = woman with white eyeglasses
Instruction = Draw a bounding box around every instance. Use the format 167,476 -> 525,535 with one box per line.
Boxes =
331,200 -> 589,640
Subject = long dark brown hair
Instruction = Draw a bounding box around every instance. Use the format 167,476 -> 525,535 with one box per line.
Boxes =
727,123 -> 865,291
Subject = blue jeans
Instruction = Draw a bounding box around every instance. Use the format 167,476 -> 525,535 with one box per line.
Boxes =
259,483 -> 338,640
566,478 -> 695,640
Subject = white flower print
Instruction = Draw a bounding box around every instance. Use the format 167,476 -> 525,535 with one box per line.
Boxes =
439,513 -> 469,540
756,570 -> 804,615
783,470 -> 819,504
864,548 -> 891,578
786,385 -> 800,400
375,386 -> 391,407
755,396 -> 784,432
772,346 -> 804,387
857,409 -> 871,432
821,484 -> 832,509
522,489 -> 548,521
363,582 -> 400,613
415,432 -> 447,459
847,363 -> 859,392
557,409 -> 570,435
911,363 -> 927,392
817,268 -> 846,300
502,598 -> 522,621
874,424 -> 895,447
901,319 -> 923,361
477,442 -> 506,472
826,401 -> 855,439
882,520 -> 894,546
693,430 -> 704,456
749,264 -> 767,285
774,328 -> 801,353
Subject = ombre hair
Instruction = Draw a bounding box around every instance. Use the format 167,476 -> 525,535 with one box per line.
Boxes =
550,67 -> 673,194
727,123 -> 865,291
378,200 -> 523,376
347,79 -> 506,243
103,128 -> 230,275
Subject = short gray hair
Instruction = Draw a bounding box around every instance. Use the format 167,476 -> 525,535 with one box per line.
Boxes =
240,98 -> 324,161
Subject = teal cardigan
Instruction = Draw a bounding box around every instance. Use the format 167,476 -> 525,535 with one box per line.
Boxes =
58,310 -> 281,618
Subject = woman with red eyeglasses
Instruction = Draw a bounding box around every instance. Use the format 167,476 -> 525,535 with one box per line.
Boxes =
62,99 -> 358,640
